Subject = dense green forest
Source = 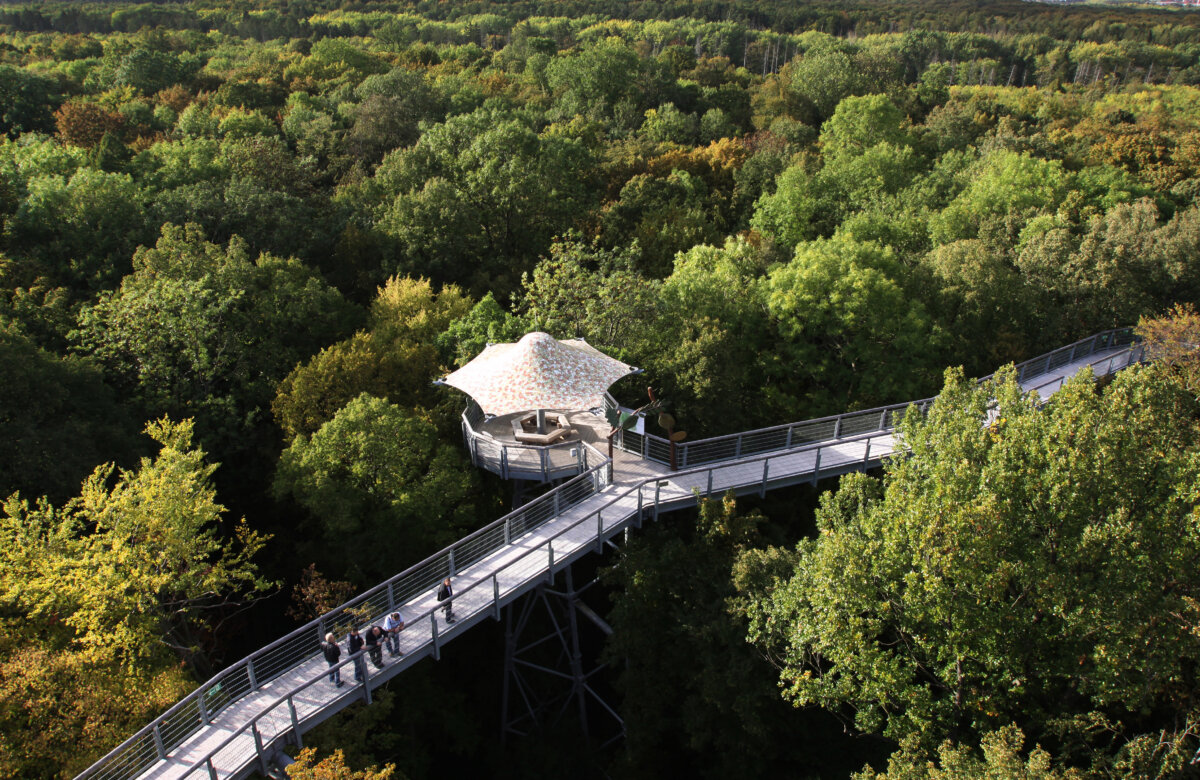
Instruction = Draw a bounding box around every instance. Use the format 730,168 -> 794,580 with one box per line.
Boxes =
1,0 -> 1200,777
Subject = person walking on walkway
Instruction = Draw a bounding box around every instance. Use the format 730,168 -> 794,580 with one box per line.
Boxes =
347,627 -> 365,682
437,577 -> 456,623
321,632 -> 344,687
383,611 -> 405,657
364,624 -> 386,669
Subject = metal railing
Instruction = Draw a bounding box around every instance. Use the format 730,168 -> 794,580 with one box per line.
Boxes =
78,327 -> 1143,780
1024,341 -> 1144,399
158,427 -> 900,780
616,328 -> 1140,469
1005,327 -> 1136,385
462,403 -> 598,482
77,441 -> 613,780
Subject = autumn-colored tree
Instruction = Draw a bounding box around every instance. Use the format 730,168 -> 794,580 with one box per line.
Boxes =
287,563 -> 356,623
857,726 -> 1082,780
54,101 -> 125,149
1136,302 -> 1200,394
286,748 -> 397,780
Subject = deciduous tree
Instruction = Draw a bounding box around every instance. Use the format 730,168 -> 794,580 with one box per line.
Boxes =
274,394 -> 478,583
741,365 -> 1200,777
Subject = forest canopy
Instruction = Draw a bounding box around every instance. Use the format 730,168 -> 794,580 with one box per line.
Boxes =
1,0 -> 1199,777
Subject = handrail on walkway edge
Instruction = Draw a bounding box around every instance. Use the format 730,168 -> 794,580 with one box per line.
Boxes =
75,327 -> 1143,780
170,426 -> 902,780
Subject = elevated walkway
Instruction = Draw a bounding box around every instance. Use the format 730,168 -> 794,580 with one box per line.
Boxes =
77,329 -> 1141,780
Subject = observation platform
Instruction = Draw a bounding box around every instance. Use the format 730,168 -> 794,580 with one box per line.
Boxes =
77,329 -> 1142,780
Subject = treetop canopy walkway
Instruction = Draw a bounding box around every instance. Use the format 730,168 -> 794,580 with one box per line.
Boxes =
77,328 -> 1142,780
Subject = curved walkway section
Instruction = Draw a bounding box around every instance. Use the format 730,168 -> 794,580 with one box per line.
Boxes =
77,329 -> 1141,780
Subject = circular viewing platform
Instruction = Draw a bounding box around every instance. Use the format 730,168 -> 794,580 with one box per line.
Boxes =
461,405 -> 613,482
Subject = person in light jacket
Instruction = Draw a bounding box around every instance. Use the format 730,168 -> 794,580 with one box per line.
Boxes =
321,632 -> 344,687
383,611 -> 405,657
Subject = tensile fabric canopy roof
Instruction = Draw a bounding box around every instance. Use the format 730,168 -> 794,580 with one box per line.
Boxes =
439,332 -> 637,416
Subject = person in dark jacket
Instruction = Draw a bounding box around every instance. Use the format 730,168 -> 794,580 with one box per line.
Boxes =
437,577 -> 456,623
363,625 -> 386,669
347,627 -> 365,682
321,632 -> 344,687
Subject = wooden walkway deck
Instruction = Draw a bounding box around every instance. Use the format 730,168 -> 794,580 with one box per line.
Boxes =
77,333 -> 1140,780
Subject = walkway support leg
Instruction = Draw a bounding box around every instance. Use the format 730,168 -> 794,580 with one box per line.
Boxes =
499,566 -> 623,748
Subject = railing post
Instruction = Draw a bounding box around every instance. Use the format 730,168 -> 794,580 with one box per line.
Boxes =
596,511 -> 604,553
504,518 -> 511,544
247,658 -> 258,690
206,757 -> 219,780
879,409 -> 888,430
432,613 -> 440,660
680,443 -> 688,468
197,686 -> 210,724
641,433 -> 648,459
863,439 -> 872,467
785,425 -> 793,449
706,469 -> 713,497
501,447 -> 508,480
540,447 -> 548,480
812,447 -> 822,485
448,549 -> 456,577
362,660 -> 373,705
761,460 -> 769,497
636,485 -> 644,527
152,724 -> 167,761
387,581 -> 396,611
252,722 -> 269,776
493,575 -> 501,620
833,416 -> 842,439
553,491 -> 561,516
654,480 -> 662,520
734,437 -> 742,459
547,542 -> 555,577
288,697 -> 302,748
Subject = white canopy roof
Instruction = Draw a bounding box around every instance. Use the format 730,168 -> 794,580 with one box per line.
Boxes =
440,332 -> 636,416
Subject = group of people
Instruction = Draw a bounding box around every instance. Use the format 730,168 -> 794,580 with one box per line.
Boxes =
318,577 -> 456,687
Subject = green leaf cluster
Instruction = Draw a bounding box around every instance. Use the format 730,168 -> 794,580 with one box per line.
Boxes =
741,364 -> 1200,776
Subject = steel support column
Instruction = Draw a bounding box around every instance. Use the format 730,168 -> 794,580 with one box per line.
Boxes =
499,564 -> 624,748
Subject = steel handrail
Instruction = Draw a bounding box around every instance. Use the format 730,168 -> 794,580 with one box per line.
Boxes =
173,427 -> 899,778
622,327 -> 1138,467
168,336 -> 1148,777
79,328 -> 1143,780
76,441 -> 614,780
462,407 -> 601,480
1025,343 -> 1143,398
